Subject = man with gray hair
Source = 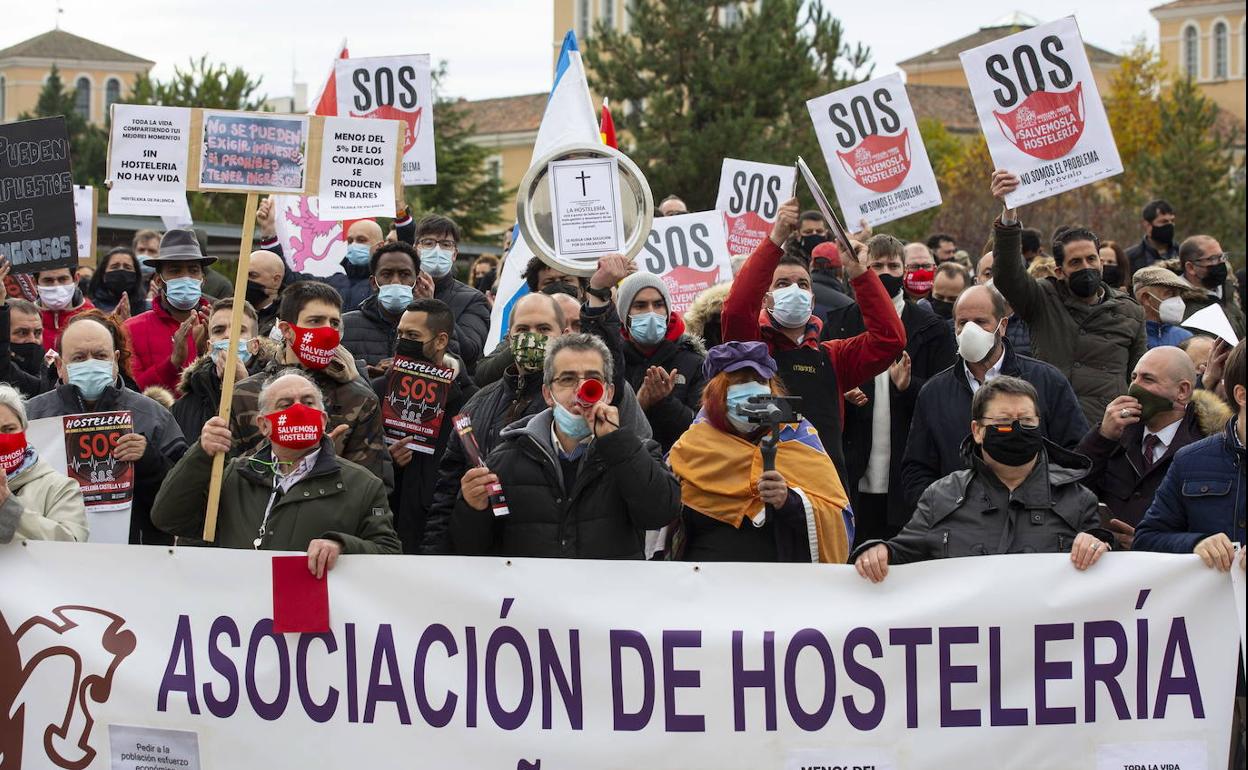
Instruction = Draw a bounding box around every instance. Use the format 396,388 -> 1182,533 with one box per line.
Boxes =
453,333 -> 680,558
152,368 -> 400,576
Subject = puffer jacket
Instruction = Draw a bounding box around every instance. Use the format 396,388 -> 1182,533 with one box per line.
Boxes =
171,340 -> 279,444
1134,417 -> 1246,554
991,218 -> 1146,426
151,438 -> 401,554
124,295 -> 214,393
434,273 -> 490,370
855,438 -> 1111,564
1078,390 -> 1232,527
620,313 -> 707,451
450,409 -> 680,558
0,455 -> 87,543
421,365 -> 654,554
341,294 -> 397,366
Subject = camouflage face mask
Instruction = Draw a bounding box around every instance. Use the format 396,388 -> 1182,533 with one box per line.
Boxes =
510,331 -> 549,373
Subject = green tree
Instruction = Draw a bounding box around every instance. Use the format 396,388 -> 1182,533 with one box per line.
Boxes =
404,65 -> 511,243
20,65 -> 108,187
128,57 -> 268,224
887,118 -> 966,243
583,0 -> 871,211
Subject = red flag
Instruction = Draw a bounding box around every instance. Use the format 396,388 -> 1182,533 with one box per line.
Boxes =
599,97 -> 617,149
310,39 -> 349,117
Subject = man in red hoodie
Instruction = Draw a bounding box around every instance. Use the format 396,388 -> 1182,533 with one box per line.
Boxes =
123,229 -> 216,393
721,197 -> 906,481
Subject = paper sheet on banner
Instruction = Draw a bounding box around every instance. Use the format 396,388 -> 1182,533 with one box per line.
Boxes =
1182,303 -> 1240,344
26,416 -> 131,544
316,115 -> 398,220
107,105 -> 193,216
272,194 -> 347,278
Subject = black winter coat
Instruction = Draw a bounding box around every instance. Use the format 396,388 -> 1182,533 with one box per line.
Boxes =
834,299 -> 957,528
450,410 -> 680,558
342,295 -> 398,366
171,351 -> 272,445
622,330 -> 707,452
900,339 -> 1089,513
433,274 -> 490,370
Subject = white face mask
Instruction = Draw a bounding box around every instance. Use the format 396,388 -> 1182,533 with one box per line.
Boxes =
957,320 -> 1000,364
38,283 -> 76,311
769,284 -> 813,328
1158,295 -> 1186,326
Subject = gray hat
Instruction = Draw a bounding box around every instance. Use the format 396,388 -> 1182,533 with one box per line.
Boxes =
151,228 -> 217,266
615,271 -> 672,320
1132,265 -> 1191,293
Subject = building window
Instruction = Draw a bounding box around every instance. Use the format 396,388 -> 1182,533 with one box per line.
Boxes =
1182,24 -> 1199,79
723,3 -> 742,26
1213,21 -> 1228,78
601,0 -> 615,30
578,0 -> 592,39
105,78 -> 121,112
74,76 -> 91,119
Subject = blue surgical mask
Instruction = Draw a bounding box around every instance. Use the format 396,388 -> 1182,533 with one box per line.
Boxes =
419,246 -> 454,279
629,312 -> 667,346
212,338 -> 252,365
377,283 -> 415,314
553,402 -> 592,440
67,359 -> 116,400
769,284 -> 813,328
138,256 -> 156,277
164,276 -> 202,310
725,381 -> 771,433
345,243 -> 372,266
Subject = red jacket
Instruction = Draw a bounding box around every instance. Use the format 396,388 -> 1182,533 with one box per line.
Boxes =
124,297 -> 211,393
721,238 -> 906,405
40,298 -> 95,352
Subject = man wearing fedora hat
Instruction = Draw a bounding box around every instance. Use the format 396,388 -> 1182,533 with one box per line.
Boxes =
1131,266 -> 1199,350
123,229 -> 217,394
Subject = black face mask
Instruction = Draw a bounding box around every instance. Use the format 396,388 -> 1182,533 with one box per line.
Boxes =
10,342 -> 44,377
1101,264 -> 1121,287
395,337 -> 433,362
1200,262 -> 1228,290
1150,223 -> 1175,245
878,273 -> 904,298
245,280 -> 270,308
930,298 -> 954,320
101,270 -> 135,294
981,420 -> 1043,467
545,280 -> 580,298
800,234 -> 827,258
474,269 -> 497,293
1066,267 -> 1101,298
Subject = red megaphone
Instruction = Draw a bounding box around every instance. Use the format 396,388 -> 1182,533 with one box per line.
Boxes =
576,378 -> 605,408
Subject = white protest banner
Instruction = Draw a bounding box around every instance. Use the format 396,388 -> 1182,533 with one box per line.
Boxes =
272,194 -> 347,278
335,54 -> 437,186
714,158 -> 796,256
25,417 -> 131,544
72,184 -> 96,262
0,542 -> 1237,769
807,73 -> 941,228
107,105 -> 193,216
960,16 -> 1123,207
637,210 -> 732,314
316,115 -> 400,220
1232,549 -> 1246,670
547,155 -> 626,262
1182,303 -> 1240,345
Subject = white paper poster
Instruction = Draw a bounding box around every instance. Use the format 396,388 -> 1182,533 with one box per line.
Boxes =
73,185 -> 95,262
807,73 -> 942,227
547,156 -> 626,261
316,115 -> 400,220
109,724 -> 201,770
26,416 -> 131,544
960,16 -> 1123,207
107,105 -> 193,216
637,210 -> 733,314
714,158 -> 796,256
335,54 -> 437,186
1182,303 -> 1240,345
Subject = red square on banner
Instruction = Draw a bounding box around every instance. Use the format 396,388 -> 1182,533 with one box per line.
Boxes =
272,556 -> 329,633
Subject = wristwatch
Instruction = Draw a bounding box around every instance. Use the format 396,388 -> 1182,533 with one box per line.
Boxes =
585,284 -> 613,301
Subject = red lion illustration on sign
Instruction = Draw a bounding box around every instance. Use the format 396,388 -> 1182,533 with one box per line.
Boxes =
0,605 -> 136,770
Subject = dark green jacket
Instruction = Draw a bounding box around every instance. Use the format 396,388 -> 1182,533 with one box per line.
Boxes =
992,218 -> 1146,426
151,438 -> 400,554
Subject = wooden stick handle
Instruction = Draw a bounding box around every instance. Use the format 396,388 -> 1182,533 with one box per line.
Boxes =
202,191 -> 259,542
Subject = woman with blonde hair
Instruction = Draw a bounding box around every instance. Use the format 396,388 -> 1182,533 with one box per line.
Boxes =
0,383 -> 87,543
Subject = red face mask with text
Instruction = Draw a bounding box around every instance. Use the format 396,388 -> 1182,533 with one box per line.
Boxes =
0,431 -> 27,475
288,324 -> 340,370
904,268 -> 934,296
264,403 -> 325,450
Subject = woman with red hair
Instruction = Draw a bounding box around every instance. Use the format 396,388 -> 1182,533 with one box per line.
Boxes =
667,341 -> 851,563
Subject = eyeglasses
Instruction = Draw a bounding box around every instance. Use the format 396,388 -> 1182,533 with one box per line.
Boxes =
1193,253 -> 1227,267
417,238 -> 457,250
551,372 -> 604,389
978,418 -> 1041,429
909,262 -> 936,271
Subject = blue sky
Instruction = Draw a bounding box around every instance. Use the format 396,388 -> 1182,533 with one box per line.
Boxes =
15,0 -> 1166,103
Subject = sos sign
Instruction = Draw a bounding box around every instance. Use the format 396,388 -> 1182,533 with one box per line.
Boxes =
347,65 -> 421,113
826,89 -> 901,150
715,159 -> 796,221
984,35 -> 1075,109
641,220 -> 717,274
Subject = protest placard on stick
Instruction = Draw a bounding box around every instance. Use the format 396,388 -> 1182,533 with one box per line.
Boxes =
714,159 -> 796,256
